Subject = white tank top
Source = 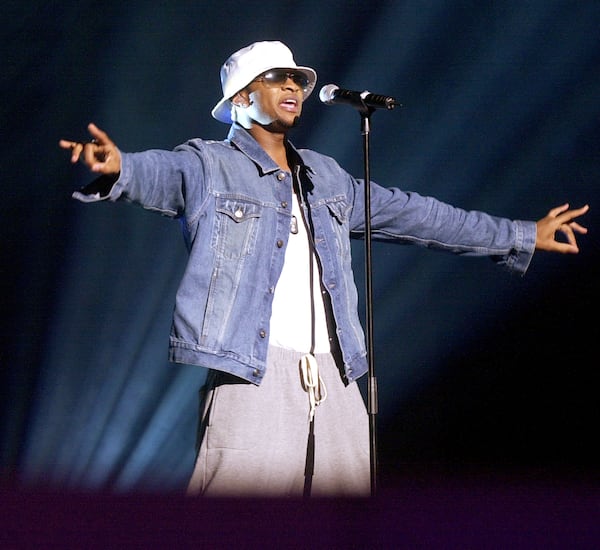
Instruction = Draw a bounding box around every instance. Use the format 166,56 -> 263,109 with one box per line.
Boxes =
269,190 -> 331,353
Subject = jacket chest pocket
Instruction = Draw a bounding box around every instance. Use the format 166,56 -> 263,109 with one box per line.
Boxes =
212,198 -> 262,260
326,199 -> 352,257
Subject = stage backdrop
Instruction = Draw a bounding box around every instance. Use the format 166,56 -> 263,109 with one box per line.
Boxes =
2,0 -> 599,493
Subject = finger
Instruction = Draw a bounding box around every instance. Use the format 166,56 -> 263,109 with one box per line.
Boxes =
58,139 -> 74,150
557,222 -> 574,238
87,122 -> 111,145
70,142 -> 83,163
564,229 -> 578,249
547,203 -> 570,218
58,139 -> 82,163
83,141 -> 98,166
556,204 -> 590,223
568,222 -> 588,234
550,222 -> 579,252
64,138 -> 106,164
555,242 -> 579,254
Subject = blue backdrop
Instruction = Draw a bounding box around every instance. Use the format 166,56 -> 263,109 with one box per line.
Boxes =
2,0 -> 599,495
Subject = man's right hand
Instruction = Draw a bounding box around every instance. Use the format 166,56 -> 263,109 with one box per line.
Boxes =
59,123 -> 121,175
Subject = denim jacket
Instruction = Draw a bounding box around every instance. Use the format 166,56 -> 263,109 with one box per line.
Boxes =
74,123 -> 536,385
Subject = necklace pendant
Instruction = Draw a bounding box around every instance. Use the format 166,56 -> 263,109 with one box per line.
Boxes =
290,215 -> 299,234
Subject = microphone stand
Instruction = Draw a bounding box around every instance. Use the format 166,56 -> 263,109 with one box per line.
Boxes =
324,86 -> 399,496
358,104 -> 378,497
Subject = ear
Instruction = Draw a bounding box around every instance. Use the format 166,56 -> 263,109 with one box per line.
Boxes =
232,91 -> 250,108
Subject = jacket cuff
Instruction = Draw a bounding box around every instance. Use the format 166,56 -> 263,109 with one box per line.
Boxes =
508,219 -> 537,274
72,173 -> 120,202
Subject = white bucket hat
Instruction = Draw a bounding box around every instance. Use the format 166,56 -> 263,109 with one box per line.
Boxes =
211,41 -> 317,124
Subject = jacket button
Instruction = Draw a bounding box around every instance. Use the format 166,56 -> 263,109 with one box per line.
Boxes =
281,201 -> 288,208
259,329 -> 266,338
276,239 -> 284,248
277,172 -> 286,181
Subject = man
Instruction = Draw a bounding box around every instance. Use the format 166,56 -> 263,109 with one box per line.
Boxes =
60,41 -> 588,497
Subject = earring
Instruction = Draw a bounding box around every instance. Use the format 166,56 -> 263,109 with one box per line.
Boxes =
235,98 -> 253,108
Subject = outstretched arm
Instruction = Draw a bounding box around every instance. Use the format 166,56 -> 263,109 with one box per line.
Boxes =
59,123 -> 121,174
535,203 -> 589,253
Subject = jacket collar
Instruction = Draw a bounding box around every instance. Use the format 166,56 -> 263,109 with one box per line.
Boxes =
226,123 -> 312,176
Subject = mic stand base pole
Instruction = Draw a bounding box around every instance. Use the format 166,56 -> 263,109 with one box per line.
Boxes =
360,109 -> 378,497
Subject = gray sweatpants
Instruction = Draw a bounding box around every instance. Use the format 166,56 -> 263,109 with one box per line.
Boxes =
187,346 -> 370,497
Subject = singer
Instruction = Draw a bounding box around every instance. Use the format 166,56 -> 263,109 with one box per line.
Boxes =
60,40 -> 588,498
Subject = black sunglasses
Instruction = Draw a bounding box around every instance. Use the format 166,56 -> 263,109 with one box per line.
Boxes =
253,69 -> 310,91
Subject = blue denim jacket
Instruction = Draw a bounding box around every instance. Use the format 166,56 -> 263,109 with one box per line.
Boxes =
74,123 -> 536,385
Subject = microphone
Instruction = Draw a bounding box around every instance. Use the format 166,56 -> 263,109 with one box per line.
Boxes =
319,84 -> 400,111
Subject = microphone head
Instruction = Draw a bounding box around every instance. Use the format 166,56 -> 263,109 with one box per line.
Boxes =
319,84 -> 339,104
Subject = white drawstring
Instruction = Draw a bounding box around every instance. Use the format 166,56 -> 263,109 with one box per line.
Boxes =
299,353 -> 327,422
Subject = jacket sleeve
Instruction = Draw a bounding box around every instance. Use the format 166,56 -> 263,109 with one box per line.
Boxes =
72,143 -> 209,219
349,180 -> 537,275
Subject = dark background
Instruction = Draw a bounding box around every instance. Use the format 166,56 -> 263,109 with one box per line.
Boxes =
1,2 -> 598,539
